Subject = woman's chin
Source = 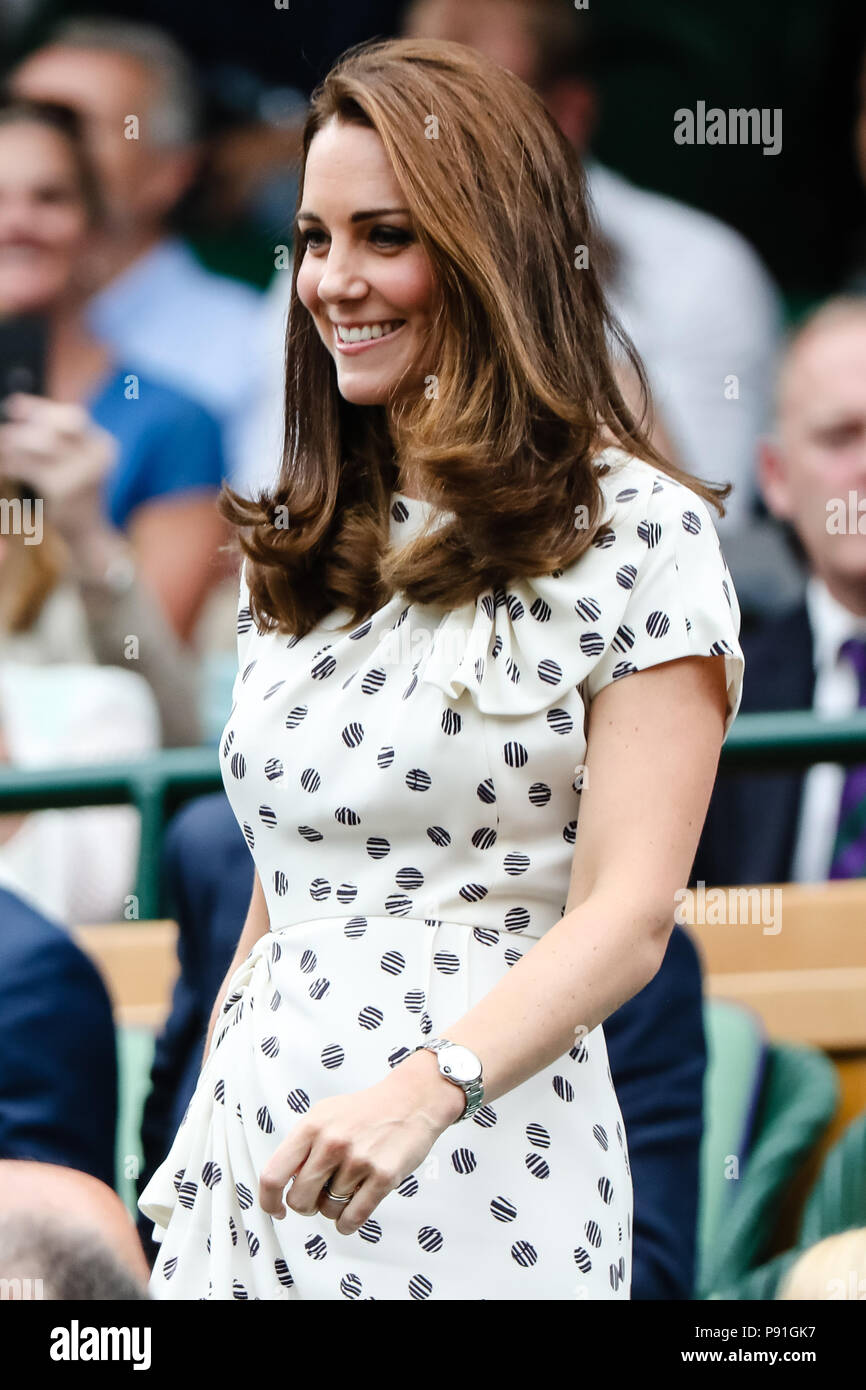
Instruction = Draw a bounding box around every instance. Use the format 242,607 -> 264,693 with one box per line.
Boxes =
335,378 -> 396,407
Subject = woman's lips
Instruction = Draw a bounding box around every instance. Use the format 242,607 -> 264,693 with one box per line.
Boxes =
333,321 -> 407,354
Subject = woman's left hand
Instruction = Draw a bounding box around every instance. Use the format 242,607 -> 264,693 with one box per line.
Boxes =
258,1051 -> 465,1236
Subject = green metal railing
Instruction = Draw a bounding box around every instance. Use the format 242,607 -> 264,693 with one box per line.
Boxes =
0,747 -> 222,918
3,710 -> 866,918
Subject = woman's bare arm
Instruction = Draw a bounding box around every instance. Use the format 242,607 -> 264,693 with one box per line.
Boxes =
201,868 -> 271,1065
393,651 -> 730,1108
129,495 -> 230,644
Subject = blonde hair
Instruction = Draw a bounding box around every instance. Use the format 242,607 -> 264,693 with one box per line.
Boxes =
0,483 -> 65,634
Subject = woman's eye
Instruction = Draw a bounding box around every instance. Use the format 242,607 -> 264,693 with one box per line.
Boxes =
370,226 -> 411,246
299,226 -> 411,251
299,228 -> 327,250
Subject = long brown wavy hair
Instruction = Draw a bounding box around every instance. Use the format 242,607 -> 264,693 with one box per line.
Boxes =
218,36 -> 731,639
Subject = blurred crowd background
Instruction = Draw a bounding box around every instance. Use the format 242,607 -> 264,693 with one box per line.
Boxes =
1,0 -> 866,1304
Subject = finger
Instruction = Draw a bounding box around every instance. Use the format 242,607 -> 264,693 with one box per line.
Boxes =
279,1131 -> 357,1217
285,1157 -> 352,1218
315,1183 -> 361,1227
52,401 -> 91,439
2,392 -> 42,418
258,1132 -> 311,1217
0,452 -> 51,488
331,1173 -> 394,1237
316,1172 -> 361,1221
5,395 -> 90,438
0,420 -> 68,463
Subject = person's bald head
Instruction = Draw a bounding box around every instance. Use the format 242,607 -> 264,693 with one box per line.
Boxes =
775,298 -> 866,431
760,298 -> 866,608
0,1160 -> 150,1297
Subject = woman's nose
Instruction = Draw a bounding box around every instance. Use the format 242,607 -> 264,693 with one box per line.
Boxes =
0,200 -> 36,237
316,244 -> 366,303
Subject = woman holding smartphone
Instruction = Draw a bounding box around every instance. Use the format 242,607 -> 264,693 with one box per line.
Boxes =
139,37 -> 745,1300
0,96 -> 228,646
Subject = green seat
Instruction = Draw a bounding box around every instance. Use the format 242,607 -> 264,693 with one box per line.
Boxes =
697,999 -> 769,1292
701,1041 -> 840,1297
717,1109 -> 866,1299
114,1026 -> 157,1218
798,1108 -> 866,1246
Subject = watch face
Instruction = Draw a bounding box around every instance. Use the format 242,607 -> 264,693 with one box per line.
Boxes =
440,1045 -> 482,1083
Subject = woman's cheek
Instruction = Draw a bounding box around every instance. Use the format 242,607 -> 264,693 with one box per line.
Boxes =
295,261 -> 318,317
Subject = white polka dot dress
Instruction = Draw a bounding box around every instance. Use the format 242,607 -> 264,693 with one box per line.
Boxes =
138,447 -> 745,1300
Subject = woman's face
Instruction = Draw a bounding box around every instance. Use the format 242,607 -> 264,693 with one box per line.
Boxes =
0,121 -> 91,315
296,119 -> 438,409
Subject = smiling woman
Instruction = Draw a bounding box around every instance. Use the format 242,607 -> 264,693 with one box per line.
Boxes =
0,96 -> 228,645
139,36 -> 745,1302
294,129 -> 436,413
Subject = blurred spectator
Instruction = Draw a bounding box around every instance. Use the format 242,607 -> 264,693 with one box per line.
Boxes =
0,1163 -> 149,1297
0,889 -> 117,1182
6,15 -> 271,487
693,298 -> 866,887
0,471 -> 202,747
0,660 -> 158,923
0,96 -> 229,646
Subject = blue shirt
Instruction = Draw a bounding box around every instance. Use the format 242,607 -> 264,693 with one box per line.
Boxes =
84,237 -> 267,485
86,363 -> 227,532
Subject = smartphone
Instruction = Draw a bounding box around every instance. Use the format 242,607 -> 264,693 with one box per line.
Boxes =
0,313 -> 48,418
0,314 -> 48,501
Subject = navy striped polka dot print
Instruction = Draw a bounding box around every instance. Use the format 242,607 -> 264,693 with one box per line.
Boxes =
139,447 -> 744,1299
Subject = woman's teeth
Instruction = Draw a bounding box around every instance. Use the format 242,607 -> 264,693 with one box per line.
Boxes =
335,320 -> 404,343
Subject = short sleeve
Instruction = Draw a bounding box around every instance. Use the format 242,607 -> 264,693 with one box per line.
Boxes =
581,479 -> 745,741
95,368 -> 227,530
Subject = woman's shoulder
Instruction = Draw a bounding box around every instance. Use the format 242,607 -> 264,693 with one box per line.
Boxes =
89,362 -> 225,438
95,362 -> 227,530
419,447 -> 743,728
589,446 -> 720,533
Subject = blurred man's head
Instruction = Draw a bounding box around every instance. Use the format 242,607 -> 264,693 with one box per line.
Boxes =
759,298 -> 866,613
402,0 -> 597,151
6,17 -> 201,237
0,1160 -> 150,1298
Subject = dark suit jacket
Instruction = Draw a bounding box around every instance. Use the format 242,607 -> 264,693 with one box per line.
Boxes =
138,792 -> 708,1299
691,601 -> 814,887
0,888 -> 118,1189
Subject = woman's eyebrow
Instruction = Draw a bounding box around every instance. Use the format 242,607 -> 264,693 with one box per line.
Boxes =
295,207 -> 410,225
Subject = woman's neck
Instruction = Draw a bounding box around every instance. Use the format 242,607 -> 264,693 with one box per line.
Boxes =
45,301 -> 112,403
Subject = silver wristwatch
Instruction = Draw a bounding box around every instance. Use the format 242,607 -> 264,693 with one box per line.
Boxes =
413,1037 -> 484,1123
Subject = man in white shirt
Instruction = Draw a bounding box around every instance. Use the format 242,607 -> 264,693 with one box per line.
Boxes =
694,297 -> 866,885
759,297 -> 866,882
6,16 -> 269,485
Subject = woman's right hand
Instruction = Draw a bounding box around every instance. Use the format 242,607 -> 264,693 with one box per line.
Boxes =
0,391 -> 119,551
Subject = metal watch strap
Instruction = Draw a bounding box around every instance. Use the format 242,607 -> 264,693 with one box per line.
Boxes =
413,1038 -> 484,1123
453,1072 -> 484,1123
